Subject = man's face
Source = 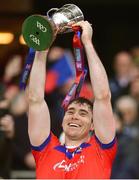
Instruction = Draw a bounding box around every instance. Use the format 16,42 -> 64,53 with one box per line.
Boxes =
62,102 -> 93,140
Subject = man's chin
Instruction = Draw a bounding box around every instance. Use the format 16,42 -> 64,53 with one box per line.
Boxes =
65,131 -> 80,140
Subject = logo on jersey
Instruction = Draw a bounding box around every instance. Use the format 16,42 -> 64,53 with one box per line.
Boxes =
53,155 -> 85,172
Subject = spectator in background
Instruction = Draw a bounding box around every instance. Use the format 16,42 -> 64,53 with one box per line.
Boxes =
4,85 -> 19,103
45,46 -> 75,94
0,98 -> 14,179
3,55 -> 22,85
0,54 -> 23,105
10,91 -> 35,171
109,51 -> 135,105
114,95 -> 139,138
112,95 -> 139,178
130,75 -> 139,108
111,111 -> 139,179
0,53 -> 35,177
130,46 -> 139,65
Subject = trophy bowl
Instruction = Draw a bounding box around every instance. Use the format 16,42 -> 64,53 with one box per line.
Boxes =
22,4 -> 84,51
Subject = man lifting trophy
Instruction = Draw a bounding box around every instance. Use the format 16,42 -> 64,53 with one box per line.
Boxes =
22,4 -> 84,50
22,4 -> 117,179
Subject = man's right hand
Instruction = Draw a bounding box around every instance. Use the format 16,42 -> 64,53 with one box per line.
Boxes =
72,21 -> 93,45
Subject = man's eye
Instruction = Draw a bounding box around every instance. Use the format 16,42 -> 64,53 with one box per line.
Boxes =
67,111 -> 73,114
80,112 -> 87,116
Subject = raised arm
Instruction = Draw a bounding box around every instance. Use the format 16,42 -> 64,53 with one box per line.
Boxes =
27,50 -> 51,146
75,21 -> 115,143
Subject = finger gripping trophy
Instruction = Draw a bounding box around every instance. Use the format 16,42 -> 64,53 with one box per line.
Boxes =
22,4 -> 84,51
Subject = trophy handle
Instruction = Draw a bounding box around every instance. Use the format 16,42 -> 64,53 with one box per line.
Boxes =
47,8 -> 59,19
63,4 -> 73,7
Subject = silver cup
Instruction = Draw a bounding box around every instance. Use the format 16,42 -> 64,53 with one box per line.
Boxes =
47,4 -> 84,33
22,4 -> 84,50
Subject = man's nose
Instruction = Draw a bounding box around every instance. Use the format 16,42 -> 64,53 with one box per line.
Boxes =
72,112 -> 79,120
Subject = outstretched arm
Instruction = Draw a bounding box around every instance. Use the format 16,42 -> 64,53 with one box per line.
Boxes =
27,50 -> 51,146
75,21 -> 115,143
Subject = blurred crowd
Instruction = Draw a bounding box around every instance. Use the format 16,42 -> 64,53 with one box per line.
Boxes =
0,45 -> 139,178
109,48 -> 139,179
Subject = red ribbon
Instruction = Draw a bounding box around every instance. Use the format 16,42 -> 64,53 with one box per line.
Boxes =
62,26 -> 87,110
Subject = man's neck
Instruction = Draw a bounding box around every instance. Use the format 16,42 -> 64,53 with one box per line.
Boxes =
65,134 -> 90,147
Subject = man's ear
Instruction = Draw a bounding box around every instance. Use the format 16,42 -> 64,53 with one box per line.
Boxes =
90,122 -> 94,131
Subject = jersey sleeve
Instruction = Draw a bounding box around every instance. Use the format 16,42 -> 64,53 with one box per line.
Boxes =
31,132 -> 60,163
94,135 -> 117,163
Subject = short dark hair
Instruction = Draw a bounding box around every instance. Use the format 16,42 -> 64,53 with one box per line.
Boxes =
68,97 -> 94,111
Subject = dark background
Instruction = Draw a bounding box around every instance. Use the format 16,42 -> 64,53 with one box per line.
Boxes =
0,0 -> 139,76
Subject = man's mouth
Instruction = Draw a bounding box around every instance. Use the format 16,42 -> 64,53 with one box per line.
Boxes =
68,123 -> 81,128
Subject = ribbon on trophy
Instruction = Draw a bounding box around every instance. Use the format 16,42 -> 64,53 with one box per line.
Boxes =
62,26 -> 87,110
19,48 -> 35,90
